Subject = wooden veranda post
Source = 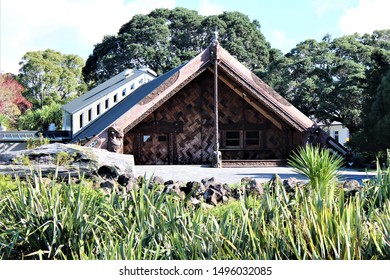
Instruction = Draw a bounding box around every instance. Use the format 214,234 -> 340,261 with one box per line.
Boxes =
211,29 -> 222,168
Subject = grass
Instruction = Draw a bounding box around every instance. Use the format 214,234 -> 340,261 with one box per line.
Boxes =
0,146 -> 389,260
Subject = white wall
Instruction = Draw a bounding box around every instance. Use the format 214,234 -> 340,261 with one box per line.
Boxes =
71,73 -> 152,136
326,123 -> 350,146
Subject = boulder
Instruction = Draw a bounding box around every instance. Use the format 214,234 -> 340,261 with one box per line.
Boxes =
269,174 -> 283,189
241,177 -> 264,195
342,180 -> 362,198
148,176 -> 165,189
185,181 -> 206,197
0,143 -> 135,182
283,177 -> 302,193
204,187 -> 221,206
163,181 -> 186,197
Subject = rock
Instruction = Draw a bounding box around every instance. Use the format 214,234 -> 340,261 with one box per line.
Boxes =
231,188 -> 242,199
269,174 -> 283,187
283,177 -> 302,193
0,143 -> 135,180
163,181 -> 185,197
164,180 -> 174,186
241,177 -> 263,195
100,180 -> 115,189
100,179 -> 116,194
117,174 -> 130,186
201,177 -> 217,189
222,195 -> 229,203
342,180 -> 362,197
185,181 -> 206,197
149,176 -> 165,189
204,187 -> 222,206
189,197 -> 202,205
124,177 -> 139,192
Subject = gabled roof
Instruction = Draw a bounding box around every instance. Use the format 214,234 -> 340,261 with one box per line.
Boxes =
81,44 -> 314,147
63,69 -> 156,114
74,64 -> 186,141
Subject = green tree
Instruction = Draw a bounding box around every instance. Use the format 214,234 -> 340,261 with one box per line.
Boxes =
351,47 -> 390,155
18,49 -> 86,108
83,8 -> 271,86
18,103 -> 62,131
263,32 -> 390,134
263,38 -> 334,122
0,73 -> 32,128
366,70 -> 390,151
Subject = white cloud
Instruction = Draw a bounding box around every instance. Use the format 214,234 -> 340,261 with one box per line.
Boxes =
198,0 -> 224,16
0,0 -> 175,74
313,0 -> 342,17
269,30 -> 295,53
339,0 -> 390,35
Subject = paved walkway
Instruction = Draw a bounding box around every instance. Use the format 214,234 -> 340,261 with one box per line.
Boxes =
134,165 -> 376,185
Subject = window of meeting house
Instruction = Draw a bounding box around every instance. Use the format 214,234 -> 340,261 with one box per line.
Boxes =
143,135 -> 152,143
223,131 -> 241,148
245,131 -> 260,147
222,130 -> 261,149
158,135 -> 167,142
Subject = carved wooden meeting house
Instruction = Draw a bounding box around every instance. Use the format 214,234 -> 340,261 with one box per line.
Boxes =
73,38 -> 349,167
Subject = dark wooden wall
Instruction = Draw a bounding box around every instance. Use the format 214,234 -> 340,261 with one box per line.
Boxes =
124,70 -> 304,165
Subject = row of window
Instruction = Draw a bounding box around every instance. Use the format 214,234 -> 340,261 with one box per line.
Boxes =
222,130 -> 261,149
139,130 -> 261,149
77,75 -> 150,129
79,88 -> 133,129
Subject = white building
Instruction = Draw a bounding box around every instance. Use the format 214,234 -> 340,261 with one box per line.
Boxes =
62,68 -> 157,137
320,121 -> 350,146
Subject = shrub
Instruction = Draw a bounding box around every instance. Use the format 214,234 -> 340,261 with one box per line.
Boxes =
26,133 -> 50,149
1,165 -> 389,260
288,144 -> 344,200
55,151 -> 75,166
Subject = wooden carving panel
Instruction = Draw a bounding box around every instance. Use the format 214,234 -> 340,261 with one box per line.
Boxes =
125,70 -> 298,164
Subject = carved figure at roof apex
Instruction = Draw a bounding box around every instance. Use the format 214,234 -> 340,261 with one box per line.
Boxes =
212,27 -> 219,45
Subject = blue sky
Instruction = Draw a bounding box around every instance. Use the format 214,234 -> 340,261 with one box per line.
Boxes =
1,0 -> 389,74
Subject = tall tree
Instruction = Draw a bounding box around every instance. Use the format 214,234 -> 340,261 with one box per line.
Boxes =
0,73 -> 32,128
351,46 -> 390,154
262,32 -> 389,134
18,49 -> 86,108
83,8 -> 270,86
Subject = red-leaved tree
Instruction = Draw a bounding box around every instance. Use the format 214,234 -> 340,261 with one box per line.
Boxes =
0,73 -> 32,128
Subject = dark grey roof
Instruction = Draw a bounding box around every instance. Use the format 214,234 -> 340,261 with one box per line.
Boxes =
62,70 -> 149,114
72,64 -> 185,141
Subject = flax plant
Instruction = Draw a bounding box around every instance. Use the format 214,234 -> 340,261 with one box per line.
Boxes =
1,156 -> 389,260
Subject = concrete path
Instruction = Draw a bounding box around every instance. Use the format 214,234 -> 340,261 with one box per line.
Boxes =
134,165 -> 376,185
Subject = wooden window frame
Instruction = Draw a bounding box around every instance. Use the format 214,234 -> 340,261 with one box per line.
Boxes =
244,130 -> 261,148
222,130 -> 242,149
221,130 -> 261,149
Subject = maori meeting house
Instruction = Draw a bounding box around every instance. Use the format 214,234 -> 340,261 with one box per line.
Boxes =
0,38 -> 350,166
74,40 -> 350,167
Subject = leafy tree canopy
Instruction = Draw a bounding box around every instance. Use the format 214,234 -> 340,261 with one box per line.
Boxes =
263,30 -> 390,136
18,103 -> 63,131
0,73 -> 32,128
83,7 -> 271,86
18,49 -> 86,108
